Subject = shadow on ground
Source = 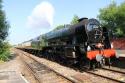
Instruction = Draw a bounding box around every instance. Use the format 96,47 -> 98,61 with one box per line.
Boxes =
112,58 -> 125,69
7,53 -> 17,61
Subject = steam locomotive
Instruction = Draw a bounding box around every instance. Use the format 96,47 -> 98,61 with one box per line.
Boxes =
31,18 -> 116,69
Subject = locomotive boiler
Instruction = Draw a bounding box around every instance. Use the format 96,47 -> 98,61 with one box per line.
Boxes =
34,18 -> 116,69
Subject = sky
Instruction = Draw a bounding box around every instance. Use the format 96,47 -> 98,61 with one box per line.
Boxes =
3,0 -> 124,45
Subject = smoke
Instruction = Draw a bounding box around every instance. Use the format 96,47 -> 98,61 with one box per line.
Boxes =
27,1 -> 55,29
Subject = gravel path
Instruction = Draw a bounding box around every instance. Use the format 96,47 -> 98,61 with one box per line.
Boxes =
0,48 -> 29,83
0,53 -> 22,74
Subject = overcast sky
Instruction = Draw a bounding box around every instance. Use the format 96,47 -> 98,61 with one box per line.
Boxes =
3,0 -> 124,45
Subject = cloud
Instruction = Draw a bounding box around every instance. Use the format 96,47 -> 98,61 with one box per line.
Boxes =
27,1 -> 55,29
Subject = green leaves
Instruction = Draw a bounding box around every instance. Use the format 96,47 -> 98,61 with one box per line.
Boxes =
0,0 -> 10,61
54,15 -> 79,31
54,24 -> 65,31
98,1 -> 125,37
70,15 -> 79,25
0,42 -> 10,61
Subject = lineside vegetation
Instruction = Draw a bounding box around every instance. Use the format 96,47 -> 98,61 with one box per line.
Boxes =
0,0 -> 10,61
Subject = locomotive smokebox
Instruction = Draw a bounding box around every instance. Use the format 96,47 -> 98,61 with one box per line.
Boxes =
78,17 -> 88,22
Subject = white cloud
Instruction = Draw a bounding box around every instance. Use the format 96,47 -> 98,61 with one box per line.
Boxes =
27,1 -> 55,29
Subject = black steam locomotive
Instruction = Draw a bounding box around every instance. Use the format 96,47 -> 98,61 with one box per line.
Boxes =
26,18 -> 115,69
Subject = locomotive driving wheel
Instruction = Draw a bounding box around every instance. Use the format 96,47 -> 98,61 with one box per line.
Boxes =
105,57 -> 111,68
96,54 -> 105,68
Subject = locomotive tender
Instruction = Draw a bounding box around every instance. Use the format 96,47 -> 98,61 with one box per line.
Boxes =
32,18 -> 116,69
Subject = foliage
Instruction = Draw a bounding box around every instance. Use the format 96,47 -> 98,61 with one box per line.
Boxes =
98,1 -> 125,37
70,15 -> 79,25
53,24 -> 64,31
54,15 -> 79,31
0,42 -> 10,61
0,0 -> 10,61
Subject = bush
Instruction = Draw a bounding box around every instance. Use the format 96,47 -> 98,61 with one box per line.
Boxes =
0,42 -> 10,61
0,0 -> 10,61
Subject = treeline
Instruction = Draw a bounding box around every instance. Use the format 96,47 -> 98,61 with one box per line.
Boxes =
0,0 -> 10,61
98,1 -> 125,37
54,1 -> 125,37
54,15 -> 79,30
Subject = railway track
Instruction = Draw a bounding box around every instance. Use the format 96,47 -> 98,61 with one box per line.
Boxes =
18,49 -> 77,83
17,48 -> 125,83
82,67 -> 125,83
102,66 -> 125,74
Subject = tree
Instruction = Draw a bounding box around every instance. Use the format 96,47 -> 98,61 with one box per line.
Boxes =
54,24 -> 64,31
70,15 -> 79,25
115,2 -> 125,36
53,15 -> 79,31
0,0 -> 10,61
98,1 -> 125,37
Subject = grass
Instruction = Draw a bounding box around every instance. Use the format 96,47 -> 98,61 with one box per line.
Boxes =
0,60 -> 4,63
0,42 -> 11,61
